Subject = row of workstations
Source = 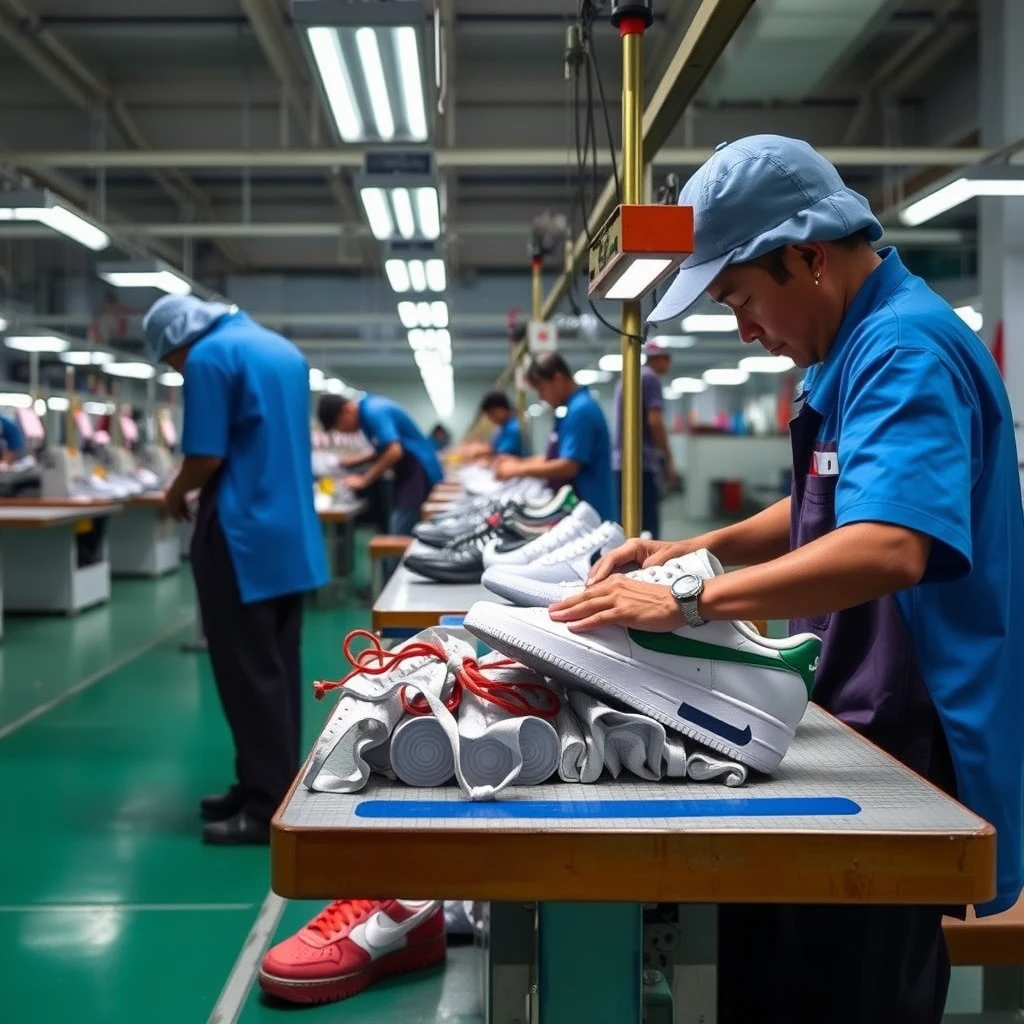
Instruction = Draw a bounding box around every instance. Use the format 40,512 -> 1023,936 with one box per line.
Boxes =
270,478 -> 1008,1023
0,491 -> 370,640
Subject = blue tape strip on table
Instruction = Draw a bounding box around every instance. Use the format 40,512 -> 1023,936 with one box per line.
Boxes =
354,796 -> 861,819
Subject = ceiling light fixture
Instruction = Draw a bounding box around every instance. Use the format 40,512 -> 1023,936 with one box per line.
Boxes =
954,304 -> 983,332
682,313 -> 738,333
738,355 -> 796,373
102,361 -> 156,380
702,367 -> 749,386
0,188 -> 110,251
97,259 -> 192,295
60,349 -> 115,365
4,334 -> 70,353
293,0 -> 429,145
670,376 -> 707,393
397,299 -> 447,329
158,370 -> 184,387
899,165 -> 1024,226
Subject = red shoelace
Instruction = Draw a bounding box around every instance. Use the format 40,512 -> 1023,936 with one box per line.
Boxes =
313,629 -> 560,719
307,898 -> 380,939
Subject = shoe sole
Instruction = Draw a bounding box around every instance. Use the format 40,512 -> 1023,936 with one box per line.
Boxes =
404,557 -> 483,585
482,571 -> 576,607
464,604 -> 794,774
258,934 -> 446,1005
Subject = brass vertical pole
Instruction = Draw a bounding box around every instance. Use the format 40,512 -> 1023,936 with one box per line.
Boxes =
615,7 -> 649,537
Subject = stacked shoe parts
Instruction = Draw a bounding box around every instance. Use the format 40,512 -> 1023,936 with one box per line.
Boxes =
465,550 -> 821,775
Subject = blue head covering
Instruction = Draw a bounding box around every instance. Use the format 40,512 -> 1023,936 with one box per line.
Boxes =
142,294 -> 234,362
648,134 -> 883,323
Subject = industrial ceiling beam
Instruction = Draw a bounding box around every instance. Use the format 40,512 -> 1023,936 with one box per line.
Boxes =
0,223 -> 975,246
0,0 -> 247,271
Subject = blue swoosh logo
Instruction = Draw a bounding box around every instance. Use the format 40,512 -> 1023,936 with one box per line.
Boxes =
677,702 -> 752,746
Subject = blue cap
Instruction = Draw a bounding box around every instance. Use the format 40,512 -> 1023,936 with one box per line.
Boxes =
142,294 -> 234,362
648,135 -> 883,324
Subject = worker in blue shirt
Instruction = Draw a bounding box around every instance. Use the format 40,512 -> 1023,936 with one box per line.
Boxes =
0,413 -> 26,463
494,352 -> 615,521
480,390 -> 526,456
553,135 -> 1024,1024
317,391 -> 442,572
143,294 -> 328,847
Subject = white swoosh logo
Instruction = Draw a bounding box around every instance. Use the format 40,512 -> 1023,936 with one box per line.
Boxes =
362,902 -> 437,951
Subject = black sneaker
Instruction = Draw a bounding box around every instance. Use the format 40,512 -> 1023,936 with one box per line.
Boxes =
405,514 -> 536,584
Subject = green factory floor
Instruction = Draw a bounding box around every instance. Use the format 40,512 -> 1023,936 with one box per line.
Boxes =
0,513 -> 989,1022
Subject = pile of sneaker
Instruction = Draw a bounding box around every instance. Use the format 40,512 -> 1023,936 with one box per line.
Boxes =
464,549 -> 820,776
404,485 -> 579,584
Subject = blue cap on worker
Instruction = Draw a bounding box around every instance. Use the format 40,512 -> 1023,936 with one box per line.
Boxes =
647,134 -> 884,324
142,293 -> 234,363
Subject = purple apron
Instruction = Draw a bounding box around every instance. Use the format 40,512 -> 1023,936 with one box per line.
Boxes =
788,400 -> 956,792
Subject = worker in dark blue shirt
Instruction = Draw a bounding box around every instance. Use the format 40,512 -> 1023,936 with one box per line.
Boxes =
555,134 -> 1024,1024
493,352 -> 614,521
143,294 -> 327,847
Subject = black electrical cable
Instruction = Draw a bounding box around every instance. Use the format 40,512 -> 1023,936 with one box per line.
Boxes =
586,30 -> 620,203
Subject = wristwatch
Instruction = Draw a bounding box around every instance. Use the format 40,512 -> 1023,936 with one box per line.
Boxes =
670,573 -> 707,627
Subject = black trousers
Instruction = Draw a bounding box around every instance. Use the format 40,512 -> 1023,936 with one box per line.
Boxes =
718,902 -> 950,1024
191,503 -> 304,823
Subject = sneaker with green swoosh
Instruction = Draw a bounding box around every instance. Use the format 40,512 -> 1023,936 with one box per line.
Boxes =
464,556 -> 821,774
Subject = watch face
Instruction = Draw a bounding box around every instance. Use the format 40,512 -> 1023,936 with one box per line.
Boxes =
672,573 -> 703,601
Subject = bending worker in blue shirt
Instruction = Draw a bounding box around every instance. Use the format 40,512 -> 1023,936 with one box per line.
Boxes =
493,352 -> 615,522
553,135 -> 1024,1024
143,294 -> 328,847
317,391 -> 442,573
0,413 -> 26,464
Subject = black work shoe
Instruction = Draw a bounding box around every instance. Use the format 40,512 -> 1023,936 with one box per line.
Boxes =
202,809 -> 270,846
199,786 -> 245,822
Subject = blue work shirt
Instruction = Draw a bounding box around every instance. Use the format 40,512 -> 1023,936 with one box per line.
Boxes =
802,247 -> 1024,917
492,416 -> 525,456
182,311 -> 328,604
0,414 -> 25,455
358,395 -> 443,509
554,386 -> 615,521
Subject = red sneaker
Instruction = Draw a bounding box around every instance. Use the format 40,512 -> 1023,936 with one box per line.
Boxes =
258,898 -> 446,1005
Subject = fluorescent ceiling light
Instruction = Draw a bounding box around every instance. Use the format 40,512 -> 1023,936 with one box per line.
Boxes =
603,258 -> 673,301
60,349 -> 114,365
98,260 -> 191,295
158,370 -> 184,387
385,259 -> 411,292
354,27 -> 394,140
391,187 -> 415,238
702,367 -> 749,386
954,304 -> 983,332
359,187 -> 393,240
670,376 -> 707,393
0,188 -> 109,251
425,259 -> 445,291
416,187 -> 440,239
47,396 -> 70,411
407,259 -> 427,292
738,355 -> 796,373
5,334 -> 70,353
398,300 -> 447,329
385,257 -> 443,294
0,392 -> 32,408
394,25 -> 427,141
574,369 -> 610,386
103,361 -> 156,380
597,352 -> 648,373
0,316 -> 7,331
309,367 -> 326,391
305,27 -> 362,141
83,400 -> 114,415
296,5 -> 428,146
899,166 -> 1024,226
682,313 -> 738,333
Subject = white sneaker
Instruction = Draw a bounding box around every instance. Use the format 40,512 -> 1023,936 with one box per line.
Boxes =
482,521 -> 627,603
464,559 -> 820,774
482,501 -> 602,569
483,547 -> 711,608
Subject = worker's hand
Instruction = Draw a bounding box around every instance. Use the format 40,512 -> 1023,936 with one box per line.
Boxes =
344,473 -> 369,491
548,576 -> 684,634
492,456 -> 521,481
586,537 -> 680,584
164,484 -> 191,522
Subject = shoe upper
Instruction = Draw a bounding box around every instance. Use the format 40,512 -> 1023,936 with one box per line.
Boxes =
261,898 -> 444,978
483,501 -> 602,568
